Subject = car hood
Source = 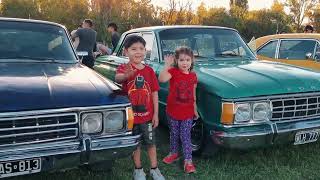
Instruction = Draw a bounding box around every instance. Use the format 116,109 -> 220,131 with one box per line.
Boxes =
197,60 -> 320,99
0,63 -> 128,112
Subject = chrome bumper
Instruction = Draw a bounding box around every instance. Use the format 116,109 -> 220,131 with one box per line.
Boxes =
211,118 -> 320,149
0,134 -> 140,173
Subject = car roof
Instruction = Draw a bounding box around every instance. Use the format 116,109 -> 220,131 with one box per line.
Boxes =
255,33 -> 320,47
0,17 -> 66,29
125,25 -> 238,33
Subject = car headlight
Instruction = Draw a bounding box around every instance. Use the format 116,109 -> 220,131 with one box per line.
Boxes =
235,103 -> 251,123
104,111 -> 124,132
82,113 -> 103,134
253,102 -> 271,121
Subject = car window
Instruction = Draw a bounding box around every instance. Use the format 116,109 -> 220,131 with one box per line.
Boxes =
159,28 -> 255,61
0,21 -> 76,62
257,40 -> 278,58
315,42 -> 320,61
142,33 -> 159,62
279,40 -> 317,60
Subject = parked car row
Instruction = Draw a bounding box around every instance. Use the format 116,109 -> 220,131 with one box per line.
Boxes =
2,17 -> 320,179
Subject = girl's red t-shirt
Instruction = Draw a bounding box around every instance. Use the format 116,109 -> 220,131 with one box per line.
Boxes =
116,64 -> 160,124
166,68 -> 198,120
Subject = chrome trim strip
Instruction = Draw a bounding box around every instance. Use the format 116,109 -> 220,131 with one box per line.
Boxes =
0,104 -> 131,118
222,92 -> 320,102
0,128 -> 78,139
0,122 -> 77,132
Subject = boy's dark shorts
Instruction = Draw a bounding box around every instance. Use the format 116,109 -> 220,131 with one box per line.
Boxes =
133,121 -> 156,146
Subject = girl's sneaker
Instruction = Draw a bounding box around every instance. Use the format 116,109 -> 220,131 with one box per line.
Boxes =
162,153 -> 179,164
184,160 -> 196,174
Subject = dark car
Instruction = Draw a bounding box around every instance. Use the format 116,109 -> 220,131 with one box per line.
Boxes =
0,18 -> 139,178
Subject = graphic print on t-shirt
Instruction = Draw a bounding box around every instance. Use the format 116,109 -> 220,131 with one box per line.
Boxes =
127,75 -> 151,113
175,80 -> 193,104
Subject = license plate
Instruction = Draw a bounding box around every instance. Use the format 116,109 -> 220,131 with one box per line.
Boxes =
294,129 -> 320,145
0,158 -> 41,178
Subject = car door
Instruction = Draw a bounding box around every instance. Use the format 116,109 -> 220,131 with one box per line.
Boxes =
256,39 -> 279,62
277,39 -> 320,70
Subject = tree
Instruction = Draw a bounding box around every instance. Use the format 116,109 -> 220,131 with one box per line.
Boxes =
196,2 -> 207,24
285,0 -> 318,32
230,0 -> 249,10
1,0 -> 40,19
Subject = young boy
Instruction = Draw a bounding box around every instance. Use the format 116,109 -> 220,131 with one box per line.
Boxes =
115,35 -> 165,180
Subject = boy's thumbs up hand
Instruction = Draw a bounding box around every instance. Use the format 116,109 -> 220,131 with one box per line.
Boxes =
124,63 -> 136,79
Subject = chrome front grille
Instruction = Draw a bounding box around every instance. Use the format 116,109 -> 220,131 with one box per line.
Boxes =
0,113 -> 78,146
271,95 -> 320,121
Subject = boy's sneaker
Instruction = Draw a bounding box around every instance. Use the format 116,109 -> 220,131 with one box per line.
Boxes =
133,168 -> 146,180
184,161 -> 196,174
150,168 -> 165,180
162,153 -> 179,164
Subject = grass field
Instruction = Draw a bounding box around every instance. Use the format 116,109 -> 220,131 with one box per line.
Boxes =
8,125 -> 320,180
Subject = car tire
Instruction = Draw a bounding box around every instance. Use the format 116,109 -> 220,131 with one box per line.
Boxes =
191,119 -> 220,157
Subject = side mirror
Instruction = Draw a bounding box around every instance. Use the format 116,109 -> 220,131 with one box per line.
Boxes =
305,52 -> 313,60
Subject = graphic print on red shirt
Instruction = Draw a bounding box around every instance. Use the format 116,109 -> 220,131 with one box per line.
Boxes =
116,64 -> 160,124
166,68 -> 197,120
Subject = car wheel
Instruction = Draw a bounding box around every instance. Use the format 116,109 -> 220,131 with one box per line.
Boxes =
191,119 -> 204,153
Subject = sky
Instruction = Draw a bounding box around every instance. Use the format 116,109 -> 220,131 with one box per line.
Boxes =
151,0 -> 284,10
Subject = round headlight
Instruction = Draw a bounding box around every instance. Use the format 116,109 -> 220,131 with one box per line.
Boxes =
253,102 -> 271,121
82,113 -> 103,134
235,103 -> 251,123
104,111 -> 124,132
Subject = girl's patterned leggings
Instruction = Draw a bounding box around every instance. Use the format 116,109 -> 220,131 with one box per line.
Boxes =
168,115 -> 193,160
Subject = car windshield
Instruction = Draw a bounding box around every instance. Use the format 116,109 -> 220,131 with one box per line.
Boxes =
0,21 -> 77,62
159,28 -> 256,61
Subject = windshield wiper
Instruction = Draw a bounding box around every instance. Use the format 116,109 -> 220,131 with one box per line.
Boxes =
216,53 -> 254,60
194,55 -> 215,61
0,56 -> 62,63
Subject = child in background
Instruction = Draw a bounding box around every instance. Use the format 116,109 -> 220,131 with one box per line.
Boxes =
115,35 -> 165,180
159,47 -> 198,174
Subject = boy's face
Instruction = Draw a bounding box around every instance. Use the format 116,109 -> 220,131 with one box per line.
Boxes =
124,42 -> 146,65
107,27 -> 113,33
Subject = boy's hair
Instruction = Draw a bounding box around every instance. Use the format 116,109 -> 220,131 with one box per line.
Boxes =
107,22 -> 118,31
174,46 -> 195,71
84,19 -> 93,27
123,35 -> 146,49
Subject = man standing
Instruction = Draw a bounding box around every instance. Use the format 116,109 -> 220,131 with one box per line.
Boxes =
107,22 -> 120,52
72,19 -> 97,69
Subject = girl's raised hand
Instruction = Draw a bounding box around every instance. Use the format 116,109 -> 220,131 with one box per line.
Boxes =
164,54 -> 175,68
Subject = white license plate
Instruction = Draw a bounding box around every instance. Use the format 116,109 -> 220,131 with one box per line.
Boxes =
294,129 -> 320,145
0,158 -> 41,178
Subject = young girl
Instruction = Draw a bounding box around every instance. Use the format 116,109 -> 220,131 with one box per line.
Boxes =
159,47 -> 198,174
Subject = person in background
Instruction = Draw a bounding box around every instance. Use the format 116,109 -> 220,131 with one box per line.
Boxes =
71,19 -> 97,69
71,23 -> 82,49
107,22 -> 120,51
304,25 -> 314,33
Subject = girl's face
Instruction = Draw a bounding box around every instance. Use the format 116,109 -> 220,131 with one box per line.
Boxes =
177,53 -> 193,73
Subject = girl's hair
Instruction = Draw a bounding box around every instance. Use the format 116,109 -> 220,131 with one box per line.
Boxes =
174,47 -> 194,71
